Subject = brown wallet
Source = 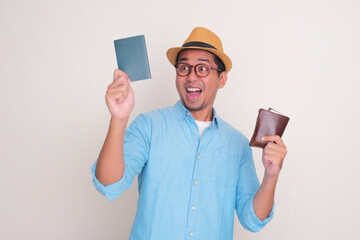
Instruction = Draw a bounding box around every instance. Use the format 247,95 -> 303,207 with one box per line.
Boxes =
249,108 -> 290,148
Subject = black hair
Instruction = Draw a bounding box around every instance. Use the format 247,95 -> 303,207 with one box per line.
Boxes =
213,54 -> 225,75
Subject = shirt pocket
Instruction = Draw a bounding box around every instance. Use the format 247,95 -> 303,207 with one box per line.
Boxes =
210,150 -> 240,188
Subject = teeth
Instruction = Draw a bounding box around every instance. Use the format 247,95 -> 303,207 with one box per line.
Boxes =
187,88 -> 201,92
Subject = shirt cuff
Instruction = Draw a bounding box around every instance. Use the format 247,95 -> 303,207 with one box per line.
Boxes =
91,160 -> 129,202
244,195 -> 275,232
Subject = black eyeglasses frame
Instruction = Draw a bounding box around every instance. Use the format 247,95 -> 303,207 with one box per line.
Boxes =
175,63 -> 223,78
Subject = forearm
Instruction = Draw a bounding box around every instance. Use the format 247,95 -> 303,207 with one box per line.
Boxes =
253,174 -> 278,220
95,117 -> 128,185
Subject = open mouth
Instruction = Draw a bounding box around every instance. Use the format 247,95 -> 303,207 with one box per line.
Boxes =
186,87 -> 202,99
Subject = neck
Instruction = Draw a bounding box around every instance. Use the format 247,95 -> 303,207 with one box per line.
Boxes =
190,109 -> 213,121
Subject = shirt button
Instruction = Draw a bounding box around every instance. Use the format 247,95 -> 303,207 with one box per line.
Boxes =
197,156 -> 200,159
187,113 -> 191,116
195,131 -> 198,135
194,181 -> 198,184
190,232 -> 194,236
192,206 -> 196,210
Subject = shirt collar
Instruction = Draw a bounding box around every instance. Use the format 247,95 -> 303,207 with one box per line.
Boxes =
174,100 -> 220,128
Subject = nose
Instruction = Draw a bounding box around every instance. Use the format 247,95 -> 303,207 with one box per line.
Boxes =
186,66 -> 198,81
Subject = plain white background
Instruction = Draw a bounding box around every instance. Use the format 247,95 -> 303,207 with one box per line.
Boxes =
1,0 -> 359,239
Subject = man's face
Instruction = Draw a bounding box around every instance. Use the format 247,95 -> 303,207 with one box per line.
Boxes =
175,49 -> 227,119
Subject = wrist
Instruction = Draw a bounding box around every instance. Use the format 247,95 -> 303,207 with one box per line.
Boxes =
262,173 -> 279,187
110,117 -> 129,130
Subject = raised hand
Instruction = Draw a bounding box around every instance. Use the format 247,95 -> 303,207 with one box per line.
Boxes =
261,135 -> 287,178
105,69 -> 135,121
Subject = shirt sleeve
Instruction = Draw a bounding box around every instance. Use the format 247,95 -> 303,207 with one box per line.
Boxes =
235,145 -> 274,232
91,114 -> 152,202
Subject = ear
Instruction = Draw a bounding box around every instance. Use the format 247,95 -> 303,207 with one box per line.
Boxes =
218,71 -> 228,89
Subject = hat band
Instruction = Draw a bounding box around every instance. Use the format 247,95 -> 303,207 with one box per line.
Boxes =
182,41 -> 217,50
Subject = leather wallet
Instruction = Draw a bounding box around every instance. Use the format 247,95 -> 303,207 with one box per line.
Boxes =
249,108 -> 290,148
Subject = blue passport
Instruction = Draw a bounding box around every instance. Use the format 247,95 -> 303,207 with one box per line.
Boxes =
114,35 -> 151,81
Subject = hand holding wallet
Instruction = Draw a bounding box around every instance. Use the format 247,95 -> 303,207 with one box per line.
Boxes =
249,108 -> 290,148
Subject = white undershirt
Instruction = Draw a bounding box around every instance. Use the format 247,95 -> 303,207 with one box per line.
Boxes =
195,120 -> 213,136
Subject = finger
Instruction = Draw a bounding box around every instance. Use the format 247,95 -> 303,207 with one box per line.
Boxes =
111,75 -> 130,88
106,89 -> 127,100
265,142 -> 284,150
263,147 -> 279,155
106,84 -> 130,99
265,142 -> 287,156
113,69 -> 130,82
263,153 -> 283,163
106,91 -> 127,103
108,77 -> 130,92
107,80 -> 130,93
261,135 -> 285,146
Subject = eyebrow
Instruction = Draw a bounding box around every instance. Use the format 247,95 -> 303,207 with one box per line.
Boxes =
178,58 -> 210,63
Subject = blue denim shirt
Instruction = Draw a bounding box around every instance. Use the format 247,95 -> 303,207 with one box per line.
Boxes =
91,101 -> 274,239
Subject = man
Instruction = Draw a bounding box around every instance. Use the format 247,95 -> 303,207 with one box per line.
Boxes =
91,27 -> 287,239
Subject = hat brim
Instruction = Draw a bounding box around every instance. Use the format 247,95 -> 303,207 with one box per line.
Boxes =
166,46 -> 232,73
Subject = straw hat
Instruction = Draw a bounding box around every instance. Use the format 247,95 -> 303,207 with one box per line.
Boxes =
166,27 -> 232,72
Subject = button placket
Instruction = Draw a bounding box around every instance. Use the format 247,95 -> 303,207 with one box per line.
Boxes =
186,140 -> 202,239
185,117 -> 208,239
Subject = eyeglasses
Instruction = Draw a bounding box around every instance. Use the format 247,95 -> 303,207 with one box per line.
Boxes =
175,63 -> 223,77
